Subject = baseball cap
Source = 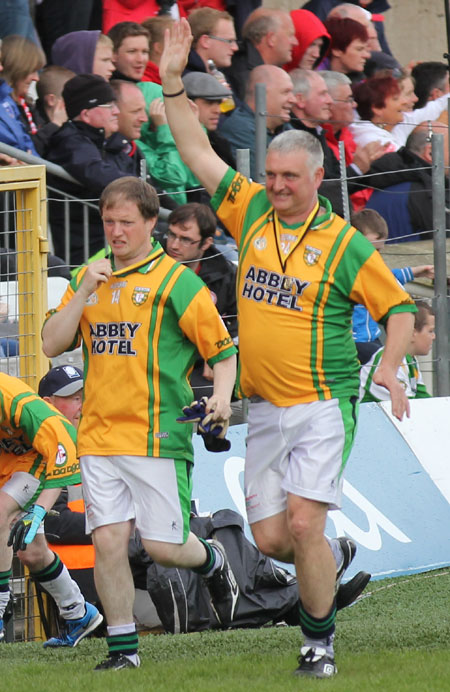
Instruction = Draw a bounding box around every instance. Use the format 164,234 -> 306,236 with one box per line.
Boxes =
38,365 -> 83,398
63,73 -> 116,120
182,72 -> 232,101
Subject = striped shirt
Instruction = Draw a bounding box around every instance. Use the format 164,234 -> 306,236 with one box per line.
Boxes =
0,373 -> 80,489
211,167 -> 417,406
46,243 -> 236,461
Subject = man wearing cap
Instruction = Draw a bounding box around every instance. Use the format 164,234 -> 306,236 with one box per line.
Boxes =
182,72 -> 236,167
39,366 -> 99,625
0,371 -> 102,646
45,73 -> 145,266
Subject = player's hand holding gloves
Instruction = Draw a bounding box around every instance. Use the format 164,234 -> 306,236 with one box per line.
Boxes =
8,504 -> 47,551
177,396 -> 231,452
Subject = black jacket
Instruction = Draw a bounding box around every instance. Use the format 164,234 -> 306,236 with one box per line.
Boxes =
363,147 -> 446,241
46,121 -> 148,265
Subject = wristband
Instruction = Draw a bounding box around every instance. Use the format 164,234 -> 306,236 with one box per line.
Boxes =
162,87 -> 185,98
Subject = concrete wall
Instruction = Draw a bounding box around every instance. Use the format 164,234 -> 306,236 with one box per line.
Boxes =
263,0 -> 449,67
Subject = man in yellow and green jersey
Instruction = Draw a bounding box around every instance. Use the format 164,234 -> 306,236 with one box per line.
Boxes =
160,20 -> 417,680
42,176 -> 237,671
0,372 -> 102,646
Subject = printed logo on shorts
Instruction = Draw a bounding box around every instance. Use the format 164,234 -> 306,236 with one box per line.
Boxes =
132,286 -> 150,306
303,245 -> 322,266
55,444 -> 67,466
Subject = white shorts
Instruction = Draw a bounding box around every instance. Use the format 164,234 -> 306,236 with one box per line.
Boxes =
2,472 -> 45,534
80,455 -> 193,543
244,397 -> 358,524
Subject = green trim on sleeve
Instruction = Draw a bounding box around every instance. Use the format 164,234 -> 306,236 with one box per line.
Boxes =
379,303 -> 418,325
207,344 -> 238,368
210,167 -> 237,212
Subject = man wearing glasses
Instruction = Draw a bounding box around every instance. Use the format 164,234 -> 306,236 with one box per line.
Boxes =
164,202 -> 238,399
184,8 -> 238,76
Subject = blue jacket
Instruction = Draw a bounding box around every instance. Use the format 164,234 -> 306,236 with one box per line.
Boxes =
218,102 -> 292,180
352,266 -> 414,342
0,80 -> 37,155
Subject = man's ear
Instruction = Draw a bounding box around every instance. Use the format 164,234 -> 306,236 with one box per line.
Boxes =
201,236 -> 214,252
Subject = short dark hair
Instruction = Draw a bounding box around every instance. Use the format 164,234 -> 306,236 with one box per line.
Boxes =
414,299 -> 434,331
36,65 -> 75,101
325,16 -> 368,52
411,61 -> 449,109
107,21 -> 149,52
99,177 -> 159,220
353,75 -> 400,121
351,209 -> 388,240
168,203 -> 217,241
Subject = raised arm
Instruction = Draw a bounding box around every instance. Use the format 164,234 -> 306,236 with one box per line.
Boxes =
159,19 -> 228,197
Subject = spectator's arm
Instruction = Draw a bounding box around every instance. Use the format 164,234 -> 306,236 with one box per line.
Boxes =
160,19 -> 228,197
372,311 -> 415,420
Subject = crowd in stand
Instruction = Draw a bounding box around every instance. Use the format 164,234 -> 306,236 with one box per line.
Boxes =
0,0 -> 447,268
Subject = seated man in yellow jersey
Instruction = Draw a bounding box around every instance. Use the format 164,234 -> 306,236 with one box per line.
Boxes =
158,21 -> 417,680
0,373 -> 102,645
39,366 -> 99,619
42,176 -> 238,671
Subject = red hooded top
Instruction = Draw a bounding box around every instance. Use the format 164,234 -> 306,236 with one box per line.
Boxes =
102,0 -> 187,34
284,9 -> 330,73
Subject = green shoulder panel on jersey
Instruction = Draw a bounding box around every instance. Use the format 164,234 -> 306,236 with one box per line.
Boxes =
310,220 -> 357,399
210,166 -> 238,212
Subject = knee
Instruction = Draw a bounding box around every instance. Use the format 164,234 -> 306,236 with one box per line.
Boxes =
252,527 -> 287,559
142,540 -> 180,567
287,512 -> 320,545
93,524 -> 130,559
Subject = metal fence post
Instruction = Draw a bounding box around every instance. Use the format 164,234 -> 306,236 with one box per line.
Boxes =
236,149 -> 251,179
431,132 -> 450,396
338,141 -> 351,222
254,83 -> 266,183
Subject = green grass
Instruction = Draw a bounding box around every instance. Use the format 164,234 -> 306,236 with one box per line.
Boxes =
2,569 -> 450,691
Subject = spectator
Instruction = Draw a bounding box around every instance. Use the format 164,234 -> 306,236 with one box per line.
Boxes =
0,0 -> 39,45
326,2 -> 381,52
218,64 -> 295,180
182,71 -> 236,166
284,9 -> 330,73
108,21 -> 150,82
137,84 -> 201,205
185,8 -> 238,75
360,300 -> 434,402
363,121 -> 450,243
302,0 -> 392,56
141,15 -> 175,84
324,16 -> 370,84
32,66 -> 75,156
289,68 -> 351,215
321,70 -> 387,173
110,79 -> 147,144
225,8 -> 297,101
0,45 -> 38,156
101,0 -> 187,34
1,34 -> 46,140
351,208 -> 434,364
164,202 -> 238,398
35,0 -> 97,63
350,74 -> 450,152
45,74 -> 137,265
52,31 -> 115,81
411,61 -> 450,109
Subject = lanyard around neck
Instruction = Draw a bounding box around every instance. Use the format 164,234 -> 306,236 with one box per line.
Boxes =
273,201 -> 319,271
